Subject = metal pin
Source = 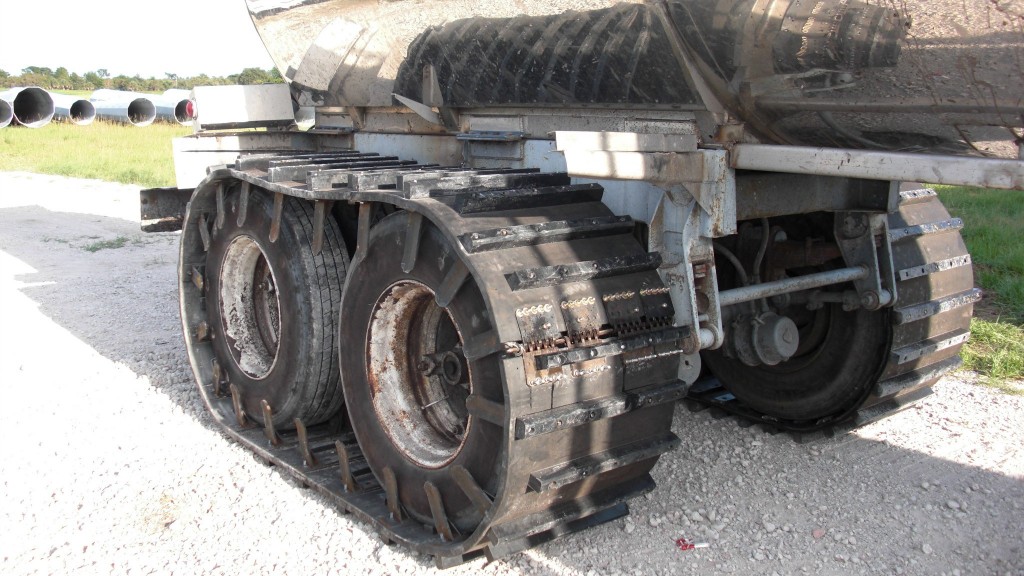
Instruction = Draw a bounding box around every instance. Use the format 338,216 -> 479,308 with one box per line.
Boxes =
198,214 -> 211,252
421,396 -> 450,412
196,321 -> 211,342
261,399 -> 280,446
294,418 -> 317,467
237,181 -> 250,227
191,265 -> 205,292
451,465 -> 492,515
229,383 -> 248,427
215,182 -> 226,230
334,440 -> 359,493
269,192 -> 284,242
211,359 -> 223,397
424,481 -> 454,542
382,466 -> 402,522
354,202 -> 371,262
401,211 -> 423,273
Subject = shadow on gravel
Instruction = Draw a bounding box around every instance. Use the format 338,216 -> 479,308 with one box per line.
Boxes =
0,205 -> 209,430
2,204 -> 1022,575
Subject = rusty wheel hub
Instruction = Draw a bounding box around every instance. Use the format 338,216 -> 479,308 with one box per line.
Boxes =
217,235 -> 281,379
367,281 -> 470,469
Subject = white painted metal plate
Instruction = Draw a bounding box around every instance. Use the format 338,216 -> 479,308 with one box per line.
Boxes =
555,131 -> 698,153
193,84 -> 295,131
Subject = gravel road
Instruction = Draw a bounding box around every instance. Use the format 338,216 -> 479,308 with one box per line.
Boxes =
1,172 -> 1022,576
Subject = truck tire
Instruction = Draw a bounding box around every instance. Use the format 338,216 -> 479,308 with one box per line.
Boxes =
703,191 -> 976,427
703,302 -> 890,421
336,183 -> 684,550
339,212 -> 500,531
198,185 -> 348,427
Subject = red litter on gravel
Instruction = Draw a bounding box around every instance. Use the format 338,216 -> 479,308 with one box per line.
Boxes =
675,537 -> 710,551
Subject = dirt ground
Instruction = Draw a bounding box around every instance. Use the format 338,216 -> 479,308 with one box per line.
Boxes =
1,171 -> 1021,575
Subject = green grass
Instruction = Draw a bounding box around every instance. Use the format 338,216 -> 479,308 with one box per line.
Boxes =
961,319 -> 1024,395
935,186 -> 1024,321
83,236 -> 129,252
0,121 -> 191,188
50,90 -> 96,97
936,185 -> 1024,391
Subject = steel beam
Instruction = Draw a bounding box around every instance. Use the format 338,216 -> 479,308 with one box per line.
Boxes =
731,145 -> 1024,191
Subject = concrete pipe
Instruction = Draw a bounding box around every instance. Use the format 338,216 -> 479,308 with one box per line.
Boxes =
50,92 -> 96,126
0,99 -> 12,128
162,89 -> 195,123
94,89 -> 190,124
93,98 -> 156,127
0,87 -> 55,128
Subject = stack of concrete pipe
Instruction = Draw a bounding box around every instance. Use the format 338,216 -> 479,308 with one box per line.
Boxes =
91,89 -> 192,126
0,87 -> 197,128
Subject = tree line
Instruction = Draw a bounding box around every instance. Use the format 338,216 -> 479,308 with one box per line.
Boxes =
0,66 -> 283,92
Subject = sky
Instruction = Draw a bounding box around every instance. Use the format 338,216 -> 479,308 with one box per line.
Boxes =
0,0 -> 275,78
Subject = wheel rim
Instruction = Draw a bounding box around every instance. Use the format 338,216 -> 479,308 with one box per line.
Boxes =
217,235 -> 281,380
367,281 -> 471,469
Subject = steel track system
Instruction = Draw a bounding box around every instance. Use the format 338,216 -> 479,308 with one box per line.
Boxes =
178,151 -> 975,564
179,151 -> 689,567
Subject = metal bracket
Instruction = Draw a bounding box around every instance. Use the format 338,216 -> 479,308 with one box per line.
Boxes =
558,142 -> 740,384
647,151 -> 737,363
834,212 -> 897,310
456,130 -> 525,142
393,93 -> 442,126
651,189 -> 724,363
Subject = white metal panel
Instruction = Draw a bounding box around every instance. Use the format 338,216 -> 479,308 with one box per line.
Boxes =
192,85 -> 295,131
172,132 -> 315,188
555,131 -> 698,153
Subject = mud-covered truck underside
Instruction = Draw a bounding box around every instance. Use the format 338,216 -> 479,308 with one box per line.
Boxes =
142,0 -> 1024,567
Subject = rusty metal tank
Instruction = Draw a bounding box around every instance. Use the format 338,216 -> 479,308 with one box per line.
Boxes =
245,0 -> 1024,158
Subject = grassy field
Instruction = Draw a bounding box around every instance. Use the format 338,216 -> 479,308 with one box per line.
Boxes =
50,90 -> 166,97
0,124 -> 1019,389
0,121 -> 190,188
50,90 -> 96,97
936,186 -> 1024,393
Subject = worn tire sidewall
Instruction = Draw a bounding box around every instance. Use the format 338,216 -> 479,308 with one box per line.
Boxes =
704,305 -> 891,421
206,189 -> 329,426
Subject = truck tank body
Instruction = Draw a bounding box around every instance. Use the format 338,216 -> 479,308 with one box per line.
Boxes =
245,0 -> 1024,157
